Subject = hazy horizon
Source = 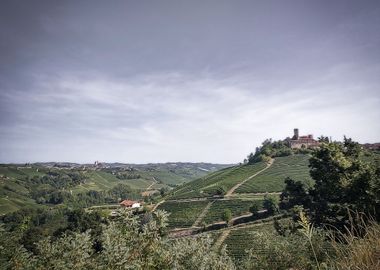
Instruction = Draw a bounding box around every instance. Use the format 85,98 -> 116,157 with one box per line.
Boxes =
1,0 -> 380,164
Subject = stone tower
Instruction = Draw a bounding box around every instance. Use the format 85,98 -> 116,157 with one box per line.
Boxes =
293,128 -> 299,140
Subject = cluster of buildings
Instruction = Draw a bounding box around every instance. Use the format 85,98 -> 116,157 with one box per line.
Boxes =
287,128 -> 320,149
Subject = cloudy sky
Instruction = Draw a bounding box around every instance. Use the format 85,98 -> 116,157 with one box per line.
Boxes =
1,0 -> 379,164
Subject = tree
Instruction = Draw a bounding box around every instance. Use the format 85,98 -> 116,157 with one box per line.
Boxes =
222,209 -> 232,224
249,201 -> 261,215
247,139 -> 294,164
263,196 -> 279,215
280,177 -> 311,209
215,186 -> 227,196
317,135 -> 330,143
308,137 -> 380,225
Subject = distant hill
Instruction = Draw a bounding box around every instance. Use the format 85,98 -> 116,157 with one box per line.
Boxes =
0,162 -> 231,215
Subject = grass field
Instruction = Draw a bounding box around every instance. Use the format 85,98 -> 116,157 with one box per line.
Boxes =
170,162 -> 267,199
156,200 -> 209,229
203,199 -> 263,225
235,155 -> 313,193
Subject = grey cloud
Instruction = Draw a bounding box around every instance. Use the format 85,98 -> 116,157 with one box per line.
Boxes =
0,0 -> 380,163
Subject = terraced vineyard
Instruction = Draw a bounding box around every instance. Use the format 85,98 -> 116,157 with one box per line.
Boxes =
223,223 -> 275,262
236,155 -> 313,193
156,200 -> 209,229
203,199 -> 263,224
170,162 -> 267,199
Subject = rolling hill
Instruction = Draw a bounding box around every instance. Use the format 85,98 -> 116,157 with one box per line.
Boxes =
0,162 -> 230,215
155,154 -> 314,260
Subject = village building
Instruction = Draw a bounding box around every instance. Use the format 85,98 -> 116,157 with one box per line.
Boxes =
119,199 -> 141,208
288,128 -> 320,149
362,143 -> 380,150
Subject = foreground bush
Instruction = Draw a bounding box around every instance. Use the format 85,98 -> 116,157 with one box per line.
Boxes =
6,210 -> 235,270
327,218 -> 380,270
2,208 -> 379,269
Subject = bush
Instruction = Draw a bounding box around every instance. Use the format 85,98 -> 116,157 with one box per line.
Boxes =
263,196 -> 279,215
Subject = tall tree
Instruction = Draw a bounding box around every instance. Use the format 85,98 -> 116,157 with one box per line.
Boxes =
309,138 -> 380,225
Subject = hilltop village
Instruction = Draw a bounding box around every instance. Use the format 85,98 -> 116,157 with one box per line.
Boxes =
287,128 -> 320,149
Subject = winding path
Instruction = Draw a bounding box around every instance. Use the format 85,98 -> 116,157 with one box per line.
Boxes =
225,158 -> 274,196
213,230 -> 230,251
192,200 -> 215,227
151,200 -> 165,211
146,177 -> 158,191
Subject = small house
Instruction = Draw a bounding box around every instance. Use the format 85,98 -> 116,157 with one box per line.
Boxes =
119,199 -> 141,208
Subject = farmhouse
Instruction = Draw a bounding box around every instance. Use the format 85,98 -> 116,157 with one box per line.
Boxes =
288,128 -> 319,149
119,199 -> 141,208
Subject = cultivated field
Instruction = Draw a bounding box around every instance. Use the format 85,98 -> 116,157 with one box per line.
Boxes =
170,162 -> 267,199
203,199 -> 263,225
222,223 -> 275,262
156,200 -> 209,229
235,155 -> 313,193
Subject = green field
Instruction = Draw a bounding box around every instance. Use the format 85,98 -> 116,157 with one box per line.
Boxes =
170,162 -> 267,199
203,199 -> 263,225
236,155 -> 313,193
72,171 -> 156,193
156,200 -> 209,228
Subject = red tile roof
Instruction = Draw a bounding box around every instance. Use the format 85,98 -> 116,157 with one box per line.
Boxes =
119,200 -> 138,207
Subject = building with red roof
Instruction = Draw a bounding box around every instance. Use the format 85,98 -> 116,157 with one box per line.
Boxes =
119,200 -> 141,208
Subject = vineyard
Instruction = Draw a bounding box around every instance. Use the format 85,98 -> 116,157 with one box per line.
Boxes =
156,200 -> 209,229
170,162 -> 267,199
222,223 -> 275,262
203,199 -> 263,224
235,155 -> 313,193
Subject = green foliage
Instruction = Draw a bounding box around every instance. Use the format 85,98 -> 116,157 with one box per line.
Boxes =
280,177 -> 311,209
326,213 -> 380,270
239,228 -> 327,270
249,201 -> 261,215
1,207 -> 107,254
308,138 -> 380,225
115,172 -> 141,180
222,209 -> 232,223
263,195 -> 279,215
4,210 -> 235,270
247,139 -> 294,164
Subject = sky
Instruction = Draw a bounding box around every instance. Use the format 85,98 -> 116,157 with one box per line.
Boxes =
0,0 -> 380,164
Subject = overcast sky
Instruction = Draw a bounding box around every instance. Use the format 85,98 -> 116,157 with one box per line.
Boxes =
1,0 -> 380,164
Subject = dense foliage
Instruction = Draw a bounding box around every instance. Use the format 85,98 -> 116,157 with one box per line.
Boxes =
245,138 -> 314,164
280,138 -> 380,227
1,210 -> 236,270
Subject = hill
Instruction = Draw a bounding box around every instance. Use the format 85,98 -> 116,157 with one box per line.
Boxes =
167,154 -> 312,200
0,162 -> 230,215
149,153 -> 314,262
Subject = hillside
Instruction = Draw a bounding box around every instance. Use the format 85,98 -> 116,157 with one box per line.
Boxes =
0,162 -> 229,215
1,140 -> 379,269
151,153 -> 313,261
168,154 -> 312,200
153,144 -> 380,262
